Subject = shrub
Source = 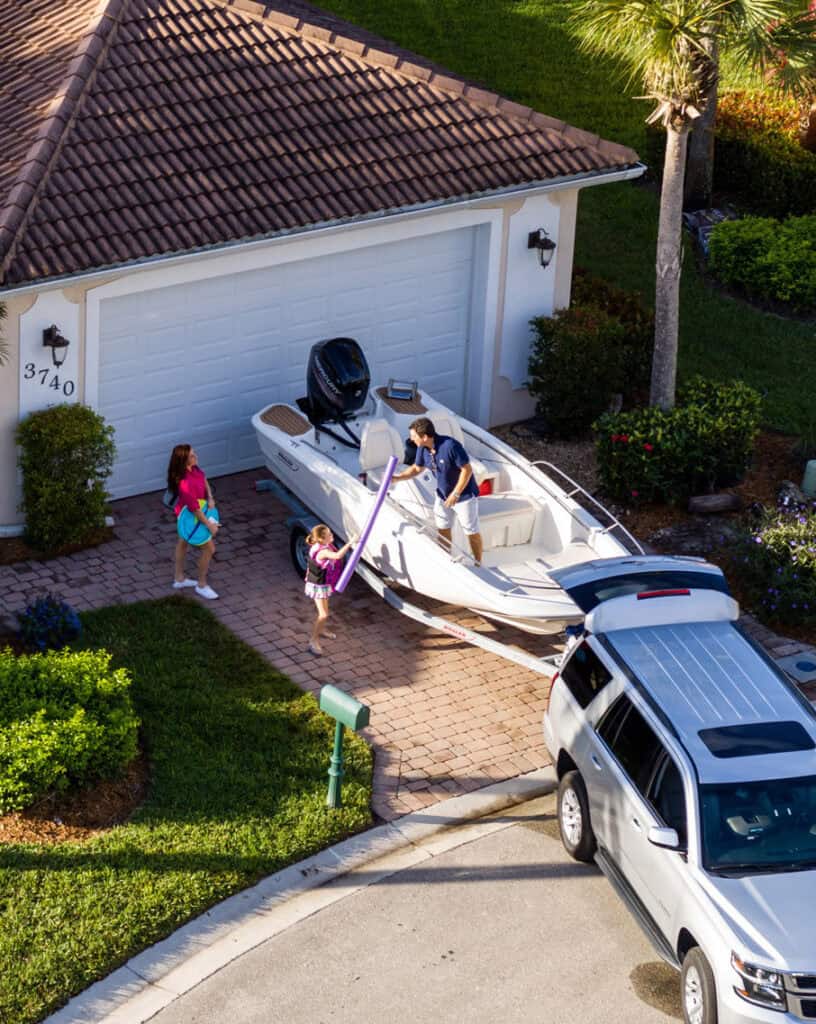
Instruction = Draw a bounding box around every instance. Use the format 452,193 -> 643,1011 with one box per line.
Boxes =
570,268 -> 654,394
734,496 -> 816,627
717,90 -> 801,142
527,272 -> 654,437
0,647 -> 138,813
708,214 -> 816,313
16,403 -> 116,554
16,594 -> 82,652
595,376 -> 762,504
645,92 -> 816,218
715,92 -> 816,218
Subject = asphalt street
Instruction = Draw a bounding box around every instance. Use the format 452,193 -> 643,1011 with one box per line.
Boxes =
150,795 -> 681,1024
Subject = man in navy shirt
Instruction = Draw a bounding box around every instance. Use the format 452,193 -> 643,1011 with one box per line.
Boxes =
392,416 -> 483,565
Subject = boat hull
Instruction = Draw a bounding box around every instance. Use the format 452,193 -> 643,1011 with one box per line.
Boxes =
253,418 -> 587,633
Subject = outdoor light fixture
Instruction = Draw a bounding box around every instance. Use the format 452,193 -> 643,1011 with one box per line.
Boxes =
527,228 -> 557,269
42,324 -> 70,367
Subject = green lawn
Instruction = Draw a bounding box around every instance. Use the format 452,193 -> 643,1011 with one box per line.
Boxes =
320,0 -> 814,435
0,599 -> 372,1024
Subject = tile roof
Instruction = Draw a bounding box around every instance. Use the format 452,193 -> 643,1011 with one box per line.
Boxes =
0,0 -> 641,288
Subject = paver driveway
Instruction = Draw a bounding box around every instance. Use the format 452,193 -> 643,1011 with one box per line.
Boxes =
0,469 -> 559,820
3,469 -> 813,821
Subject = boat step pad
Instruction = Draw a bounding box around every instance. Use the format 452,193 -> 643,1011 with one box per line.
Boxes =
375,386 -> 427,414
483,542 -> 596,582
260,405 -> 311,436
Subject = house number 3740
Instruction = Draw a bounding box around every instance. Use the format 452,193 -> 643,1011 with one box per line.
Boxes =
24,363 -> 76,396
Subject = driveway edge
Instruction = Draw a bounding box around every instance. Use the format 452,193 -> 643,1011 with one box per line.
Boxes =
45,767 -> 557,1024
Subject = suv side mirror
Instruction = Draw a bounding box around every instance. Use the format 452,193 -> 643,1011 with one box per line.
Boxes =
648,825 -> 680,849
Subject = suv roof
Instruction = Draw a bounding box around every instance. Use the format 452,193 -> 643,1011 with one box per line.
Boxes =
587,593 -> 816,784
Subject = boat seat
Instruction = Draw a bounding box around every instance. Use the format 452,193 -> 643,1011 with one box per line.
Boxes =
359,418 -> 404,475
427,410 -> 494,489
478,493 -> 538,550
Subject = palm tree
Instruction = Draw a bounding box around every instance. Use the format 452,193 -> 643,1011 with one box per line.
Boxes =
569,0 -> 816,410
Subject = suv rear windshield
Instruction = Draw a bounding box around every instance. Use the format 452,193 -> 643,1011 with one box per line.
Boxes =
566,571 -> 730,613
700,775 -> 816,874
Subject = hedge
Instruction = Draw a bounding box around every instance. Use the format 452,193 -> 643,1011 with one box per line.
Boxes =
594,376 -> 762,505
0,647 -> 138,813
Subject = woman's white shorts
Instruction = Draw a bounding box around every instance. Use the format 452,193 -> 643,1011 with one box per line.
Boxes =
434,494 -> 480,535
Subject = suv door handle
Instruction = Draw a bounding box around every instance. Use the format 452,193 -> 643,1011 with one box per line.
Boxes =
590,754 -> 603,771
631,817 -> 642,832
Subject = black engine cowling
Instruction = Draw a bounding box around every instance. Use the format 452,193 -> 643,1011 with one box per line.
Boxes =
304,337 -> 370,424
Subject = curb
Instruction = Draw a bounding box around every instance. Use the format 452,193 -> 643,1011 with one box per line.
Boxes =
45,768 -> 557,1024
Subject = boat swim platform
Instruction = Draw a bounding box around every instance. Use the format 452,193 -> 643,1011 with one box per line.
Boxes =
260,404 -> 311,436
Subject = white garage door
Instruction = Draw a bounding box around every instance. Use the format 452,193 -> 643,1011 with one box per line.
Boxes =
98,228 -> 476,498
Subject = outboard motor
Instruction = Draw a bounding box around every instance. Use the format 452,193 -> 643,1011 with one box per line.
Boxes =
304,337 -> 370,424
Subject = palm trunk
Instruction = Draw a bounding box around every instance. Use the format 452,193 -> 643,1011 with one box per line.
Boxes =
684,36 -> 718,211
650,124 -> 689,411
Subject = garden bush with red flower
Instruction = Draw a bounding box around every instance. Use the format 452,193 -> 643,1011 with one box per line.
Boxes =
595,377 -> 762,505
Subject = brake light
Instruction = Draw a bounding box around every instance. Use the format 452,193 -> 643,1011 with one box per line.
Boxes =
478,479 -> 493,496
636,588 -> 691,600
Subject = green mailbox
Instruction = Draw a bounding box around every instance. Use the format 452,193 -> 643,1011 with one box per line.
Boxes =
319,685 -> 370,808
319,685 -> 370,731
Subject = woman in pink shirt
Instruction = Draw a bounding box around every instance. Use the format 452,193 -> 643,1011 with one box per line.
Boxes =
166,444 -> 220,599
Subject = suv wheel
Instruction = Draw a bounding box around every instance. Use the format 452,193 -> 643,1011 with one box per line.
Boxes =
681,947 -> 717,1024
557,770 -> 597,863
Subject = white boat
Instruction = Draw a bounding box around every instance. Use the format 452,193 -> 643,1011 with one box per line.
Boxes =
252,375 -> 641,635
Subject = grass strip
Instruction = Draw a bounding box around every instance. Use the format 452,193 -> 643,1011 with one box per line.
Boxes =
0,598 -> 373,1024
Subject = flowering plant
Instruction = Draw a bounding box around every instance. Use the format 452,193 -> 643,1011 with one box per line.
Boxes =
16,594 -> 82,652
735,496 -> 816,626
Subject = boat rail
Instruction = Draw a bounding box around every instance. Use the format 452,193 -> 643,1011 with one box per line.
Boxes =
469,432 -> 643,556
529,460 -> 644,555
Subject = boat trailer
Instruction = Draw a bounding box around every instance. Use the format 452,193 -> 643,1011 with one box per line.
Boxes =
255,476 -> 561,680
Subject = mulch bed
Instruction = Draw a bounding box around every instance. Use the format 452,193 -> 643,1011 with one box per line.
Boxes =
0,750 -> 150,846
0,526 -> 114,567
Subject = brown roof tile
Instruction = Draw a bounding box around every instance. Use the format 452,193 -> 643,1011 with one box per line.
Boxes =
0,0 -> 641,287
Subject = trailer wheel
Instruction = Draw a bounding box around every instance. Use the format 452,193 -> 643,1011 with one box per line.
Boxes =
289,525 -> 310,577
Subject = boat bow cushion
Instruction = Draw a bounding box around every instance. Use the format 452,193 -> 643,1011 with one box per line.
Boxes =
360,419 -> 404,473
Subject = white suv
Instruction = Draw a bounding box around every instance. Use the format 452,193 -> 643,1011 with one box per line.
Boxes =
543,556 -> 816,1024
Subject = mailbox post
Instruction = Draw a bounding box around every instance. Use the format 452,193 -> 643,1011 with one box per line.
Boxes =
319,685 -> 370,808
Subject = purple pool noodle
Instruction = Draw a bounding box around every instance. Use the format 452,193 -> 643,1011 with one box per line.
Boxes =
334,455 -> 399,593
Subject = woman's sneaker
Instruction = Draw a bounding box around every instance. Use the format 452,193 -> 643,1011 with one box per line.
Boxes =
172,578 -> 197,589
195,585 -> 219,600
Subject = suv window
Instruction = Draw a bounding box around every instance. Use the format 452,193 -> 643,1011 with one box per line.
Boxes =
560,642 -> 612,709
565,569 -> 730,613
597,695 -> 663,796
647,753 -> 688,846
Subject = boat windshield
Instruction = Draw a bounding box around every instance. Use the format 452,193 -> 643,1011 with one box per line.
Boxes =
701,774 -> 816,875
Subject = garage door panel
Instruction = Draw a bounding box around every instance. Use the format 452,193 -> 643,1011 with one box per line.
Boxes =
99,227 -> 476,497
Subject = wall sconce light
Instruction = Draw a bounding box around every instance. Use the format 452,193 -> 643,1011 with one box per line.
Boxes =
527,228 -> 557,269
42,324 -> 71,367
